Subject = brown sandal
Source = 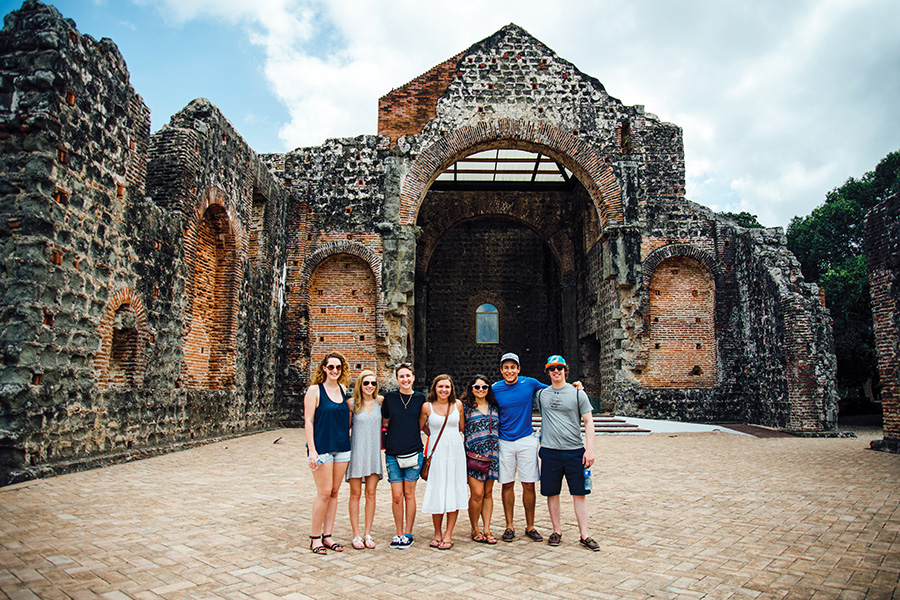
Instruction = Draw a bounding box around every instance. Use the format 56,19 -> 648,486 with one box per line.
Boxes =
483,530 -> 498,544
471,530 -> 486,543
310,535 -> 327,554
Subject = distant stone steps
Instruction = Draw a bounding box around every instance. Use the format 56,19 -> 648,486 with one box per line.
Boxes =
532,413 -> 651,435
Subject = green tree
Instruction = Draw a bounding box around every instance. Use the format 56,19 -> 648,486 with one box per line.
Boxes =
720,211 -> 764,228
786,150 -> 900,401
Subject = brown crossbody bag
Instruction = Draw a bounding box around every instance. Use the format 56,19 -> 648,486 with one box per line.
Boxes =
420,404 -> 450,481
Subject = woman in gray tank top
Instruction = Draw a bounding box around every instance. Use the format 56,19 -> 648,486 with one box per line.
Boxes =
346,369 -> 383,549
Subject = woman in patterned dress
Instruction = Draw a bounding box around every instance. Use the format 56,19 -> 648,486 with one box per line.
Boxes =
462,374 -> 501,544
346,369 -> 383,549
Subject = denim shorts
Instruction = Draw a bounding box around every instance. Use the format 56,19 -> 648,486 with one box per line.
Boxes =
385,451 -> 423,483
539,447 -> 589,496
314,450 -> 351,464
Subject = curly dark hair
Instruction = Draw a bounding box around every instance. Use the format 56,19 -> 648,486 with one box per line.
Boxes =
460,374 -> 498,410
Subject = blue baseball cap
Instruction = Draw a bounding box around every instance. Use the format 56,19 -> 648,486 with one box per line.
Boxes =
545,355 -> 567,368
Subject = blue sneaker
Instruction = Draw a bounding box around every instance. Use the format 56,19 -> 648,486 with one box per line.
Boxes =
389,535 -> 403,549
396,534 -> 413,549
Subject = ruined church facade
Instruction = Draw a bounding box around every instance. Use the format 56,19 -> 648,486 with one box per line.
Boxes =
0,1 -> 840,484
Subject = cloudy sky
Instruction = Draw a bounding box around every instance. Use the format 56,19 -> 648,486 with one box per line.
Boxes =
3,0 -> 898,227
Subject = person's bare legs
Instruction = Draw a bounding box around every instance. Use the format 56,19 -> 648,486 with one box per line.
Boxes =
402,479 -> 417,536
390,481 -> 405,536
348,477 -> 363,539
468,477 -> 485,535
572,495 -> 589,539
522,481 -> 537,531
362,474 -> 378,538
431,514 -> 444,546
310,461 -> 335,550
501,481 -> 516,531
322,461 -> 349,546
481,479 -> 495,535
442,510 -> 459,547
547,494 -> 562,534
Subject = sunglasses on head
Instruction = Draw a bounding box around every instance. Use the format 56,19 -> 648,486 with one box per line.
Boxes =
362,380 -> 377,387
546,365 -> 565,372
472,384 -> 489,390
325,364 -> 342,371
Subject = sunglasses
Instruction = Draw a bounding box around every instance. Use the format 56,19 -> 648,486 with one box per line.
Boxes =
325,364 -> 342,371
362,381 -> 377,387
546,365 -> 565,372
472,384 -> 489,390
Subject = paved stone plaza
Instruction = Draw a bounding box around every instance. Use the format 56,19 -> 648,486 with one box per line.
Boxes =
1,429 -> 897,600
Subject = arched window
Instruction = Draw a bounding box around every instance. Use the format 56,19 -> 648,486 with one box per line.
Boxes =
476,303 -> 499,344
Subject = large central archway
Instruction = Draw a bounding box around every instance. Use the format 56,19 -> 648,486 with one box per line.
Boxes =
413,144 -> 606,391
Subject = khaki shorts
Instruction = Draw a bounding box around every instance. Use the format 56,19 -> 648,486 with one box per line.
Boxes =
498,434 -> 540,484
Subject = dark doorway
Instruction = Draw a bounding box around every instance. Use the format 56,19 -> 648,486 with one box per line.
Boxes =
418,218 -> 561,385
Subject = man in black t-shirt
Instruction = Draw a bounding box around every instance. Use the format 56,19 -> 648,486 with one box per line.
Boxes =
381,363 -> 425,549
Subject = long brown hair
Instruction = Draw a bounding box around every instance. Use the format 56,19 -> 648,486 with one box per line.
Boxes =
310,351 -> 350,386
427,374 -> 457,404
461,374 -> 498,411
352,369 -> 380,413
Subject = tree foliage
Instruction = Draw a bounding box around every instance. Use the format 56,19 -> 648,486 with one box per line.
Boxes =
720,211 -> 764,229
786,150 -> 900,398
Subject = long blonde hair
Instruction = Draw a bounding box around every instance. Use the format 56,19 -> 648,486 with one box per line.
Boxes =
310,351 -> 350,386
352,369 -> 380,413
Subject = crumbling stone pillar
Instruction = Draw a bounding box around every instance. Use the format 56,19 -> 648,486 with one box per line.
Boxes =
865,194 -> 900,453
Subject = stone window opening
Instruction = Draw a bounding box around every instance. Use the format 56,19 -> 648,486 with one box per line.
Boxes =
476,303 -> 499,344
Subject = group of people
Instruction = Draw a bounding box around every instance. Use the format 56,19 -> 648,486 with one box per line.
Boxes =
303,350 -> 599,554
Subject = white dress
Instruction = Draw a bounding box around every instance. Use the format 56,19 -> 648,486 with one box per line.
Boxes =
421,403 -> 469,514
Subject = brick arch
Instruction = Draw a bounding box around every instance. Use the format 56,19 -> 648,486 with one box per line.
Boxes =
95,288 -> 150,389
642,243 -> 719,305
300,241 -> 385,337
400,119 -> 623,228
182,188 -> 240,390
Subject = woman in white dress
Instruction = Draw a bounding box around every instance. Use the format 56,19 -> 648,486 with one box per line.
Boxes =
346,369 -> 383,549
419,374 -> 468,549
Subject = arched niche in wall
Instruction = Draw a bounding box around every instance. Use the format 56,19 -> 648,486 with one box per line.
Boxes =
183,194 -> 239,390
306,252 -> 379,384
639,245 -> 718,388
95,289 -> 150,389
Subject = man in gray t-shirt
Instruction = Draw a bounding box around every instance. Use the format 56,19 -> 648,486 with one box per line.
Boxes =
533,355 -> 599,551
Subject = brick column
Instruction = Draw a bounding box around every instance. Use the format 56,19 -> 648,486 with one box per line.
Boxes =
865,194 -> 900,453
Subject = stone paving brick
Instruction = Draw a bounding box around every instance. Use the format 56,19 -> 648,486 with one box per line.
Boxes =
1,430 -> 899,599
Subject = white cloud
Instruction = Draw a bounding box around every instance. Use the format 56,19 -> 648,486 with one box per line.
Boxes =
136,0 -> 900,227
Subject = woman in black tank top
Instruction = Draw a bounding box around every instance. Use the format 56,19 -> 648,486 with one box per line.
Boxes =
305,351 -> 352,554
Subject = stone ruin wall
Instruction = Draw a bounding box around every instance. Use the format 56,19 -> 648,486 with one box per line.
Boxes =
0,2 -> 291,484
0,3 -> 842,484
369,24 -> 837,430
261,135 -> 392,421
865,194 -> 900,453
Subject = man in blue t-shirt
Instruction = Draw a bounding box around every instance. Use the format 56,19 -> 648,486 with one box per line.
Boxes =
492,352 -> 546,543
